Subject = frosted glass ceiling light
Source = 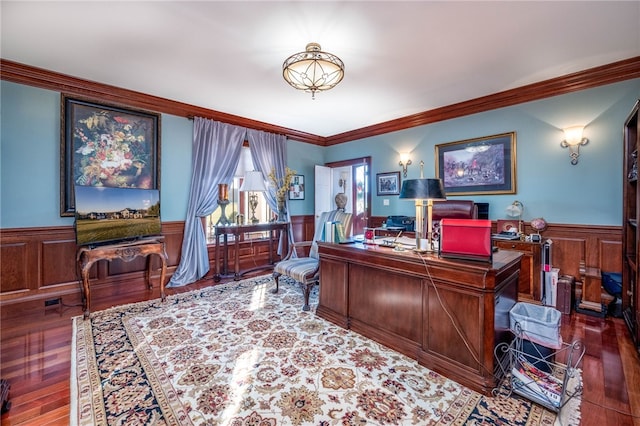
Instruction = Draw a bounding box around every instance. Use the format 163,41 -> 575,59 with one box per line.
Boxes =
283,42 -> 345,99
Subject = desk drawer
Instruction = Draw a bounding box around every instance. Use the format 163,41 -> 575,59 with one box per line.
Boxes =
495,240 -> 534,253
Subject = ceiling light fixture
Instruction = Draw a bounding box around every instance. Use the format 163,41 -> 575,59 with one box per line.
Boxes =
283,42 -> 345,99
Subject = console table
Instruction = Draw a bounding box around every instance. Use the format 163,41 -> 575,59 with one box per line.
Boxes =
316,242 -> 521,395
213,222 -> 289,282
76,239 -> 167,319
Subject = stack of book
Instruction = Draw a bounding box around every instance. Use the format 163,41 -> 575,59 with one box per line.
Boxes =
511,354 -> 563,408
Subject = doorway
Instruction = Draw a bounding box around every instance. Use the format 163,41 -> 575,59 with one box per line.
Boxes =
324,157 -> 371,236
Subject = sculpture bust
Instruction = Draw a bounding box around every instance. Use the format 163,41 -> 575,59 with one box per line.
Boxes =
335,193 -> 347,211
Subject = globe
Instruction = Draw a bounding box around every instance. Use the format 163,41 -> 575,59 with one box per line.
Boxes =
530,217 -> 547,232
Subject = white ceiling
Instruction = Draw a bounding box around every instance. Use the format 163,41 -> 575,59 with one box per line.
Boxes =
2,1 -> 639,137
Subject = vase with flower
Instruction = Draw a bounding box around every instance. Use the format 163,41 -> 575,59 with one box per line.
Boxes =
268,167 -> 296,222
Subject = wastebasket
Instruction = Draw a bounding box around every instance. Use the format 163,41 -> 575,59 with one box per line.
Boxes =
510,302 -> 562,373
510,302 -> 562,349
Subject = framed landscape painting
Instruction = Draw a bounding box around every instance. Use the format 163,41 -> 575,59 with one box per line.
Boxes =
60,96 -> 161,216
435,132 -> 516,196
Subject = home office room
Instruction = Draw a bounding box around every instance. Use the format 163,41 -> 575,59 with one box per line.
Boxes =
1,1 -> 639,425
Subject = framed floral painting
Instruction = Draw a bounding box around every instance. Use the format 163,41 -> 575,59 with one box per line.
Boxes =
60,96 -> 161,216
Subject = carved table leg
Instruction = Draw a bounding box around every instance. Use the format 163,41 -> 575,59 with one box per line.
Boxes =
159,252 -> 167,302
80,261 -> 92,320
145,255 -> 153,291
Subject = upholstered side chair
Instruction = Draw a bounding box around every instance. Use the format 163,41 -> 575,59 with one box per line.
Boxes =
272,210 -> 353,310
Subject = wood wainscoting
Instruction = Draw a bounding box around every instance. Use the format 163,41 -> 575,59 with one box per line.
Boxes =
0,216 -> 619,319
0,220 -> 301,320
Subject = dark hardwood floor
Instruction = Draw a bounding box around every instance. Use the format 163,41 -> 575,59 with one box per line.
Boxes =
1,277 -> 639,425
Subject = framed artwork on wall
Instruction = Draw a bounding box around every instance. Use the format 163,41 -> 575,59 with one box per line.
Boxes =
376,171 -> 401,196
435,132 -> 516,196
289,175 -> 304,200
60,95 -> 161,216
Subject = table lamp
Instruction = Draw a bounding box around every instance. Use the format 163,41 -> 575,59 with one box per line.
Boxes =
240,171 -> 267,223
505,200 -> 524,238
399,163 -> 446,251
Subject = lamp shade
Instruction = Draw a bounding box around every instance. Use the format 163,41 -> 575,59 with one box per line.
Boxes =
239,171 -> 266,192
399,178 -> 446,200
234,147 -> 254,177
563,125 -> 585,146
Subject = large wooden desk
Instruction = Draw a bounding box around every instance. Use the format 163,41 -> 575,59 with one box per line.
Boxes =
316,243 -> 521,395
214,222 -> 289,282
77,238 -> 167,319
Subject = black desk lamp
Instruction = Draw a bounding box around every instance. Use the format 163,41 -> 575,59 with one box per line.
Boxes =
399,162 -> 446,251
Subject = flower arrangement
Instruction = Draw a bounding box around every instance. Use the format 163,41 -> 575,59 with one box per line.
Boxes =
268,167 -> 297,204
73,110 -> 152,188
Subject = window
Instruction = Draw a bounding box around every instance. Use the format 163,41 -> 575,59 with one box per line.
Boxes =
206,148 -> 273,242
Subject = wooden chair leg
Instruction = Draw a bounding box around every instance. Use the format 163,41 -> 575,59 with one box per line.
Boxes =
271,272 -> 281,294
302,282 -> 315,311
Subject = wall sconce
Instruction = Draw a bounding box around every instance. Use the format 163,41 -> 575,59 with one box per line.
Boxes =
561,125 -> 589,165
338,171 -> 348,193
399,153 -> 412,177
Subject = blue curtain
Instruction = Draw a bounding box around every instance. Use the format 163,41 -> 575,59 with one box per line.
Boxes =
168,118 -> 245,287
247,129 -> 295,253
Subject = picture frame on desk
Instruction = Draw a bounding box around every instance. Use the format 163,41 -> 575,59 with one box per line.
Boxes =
435,132 -> 516,195
497,219 -> 521,233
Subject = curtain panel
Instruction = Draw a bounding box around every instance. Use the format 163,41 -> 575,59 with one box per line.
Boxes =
168,121 -> 293,287
247,129 -> 295,254
168,118 -> 245,287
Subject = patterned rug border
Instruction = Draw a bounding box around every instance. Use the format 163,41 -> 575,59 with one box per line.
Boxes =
71,274 -> 581,425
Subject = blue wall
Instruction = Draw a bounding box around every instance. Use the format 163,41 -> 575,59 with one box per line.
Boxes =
1,79 -> 638,229
326,79 -> 640,225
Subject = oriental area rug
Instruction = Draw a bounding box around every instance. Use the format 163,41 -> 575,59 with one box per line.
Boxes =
71,275 -> 581,425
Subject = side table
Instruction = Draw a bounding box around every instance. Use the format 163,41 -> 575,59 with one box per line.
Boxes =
76,238 -> 168,319
214,222 -> 289,282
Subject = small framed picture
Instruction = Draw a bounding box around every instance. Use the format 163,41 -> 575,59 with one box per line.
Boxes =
376,171 -> 401,196
289,175 -> 304,200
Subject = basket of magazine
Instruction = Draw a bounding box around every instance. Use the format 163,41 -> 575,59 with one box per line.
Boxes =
493,327 -> 585,414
